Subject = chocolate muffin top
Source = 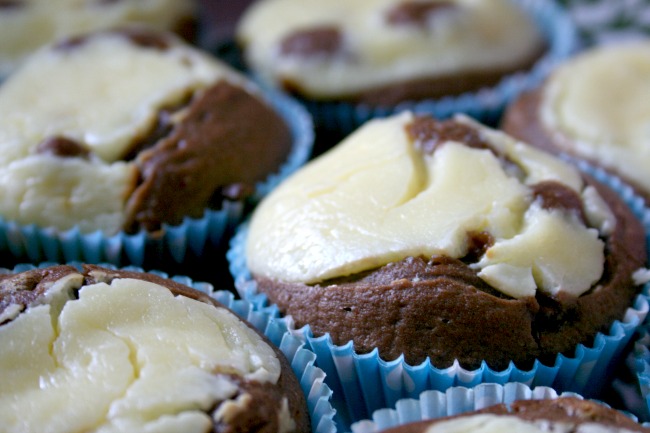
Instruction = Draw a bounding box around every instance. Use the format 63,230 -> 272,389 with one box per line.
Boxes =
236,0 -> 545,104
245,112 -> 647,369
0,264 -> 310,433
249,112 -> 621,299
506,42 -> 650,201
0,28 -> 292,234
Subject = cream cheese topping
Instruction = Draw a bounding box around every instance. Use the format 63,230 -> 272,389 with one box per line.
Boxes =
237,0 -> 543,99
421,413 -> 638,433
0,30 -> 247,234
0,276 -> 281,433
246,112 -> 610,299
0,0 -> 195,77
540,42 -> 650,193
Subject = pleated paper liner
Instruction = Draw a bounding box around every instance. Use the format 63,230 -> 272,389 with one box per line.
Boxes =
350,382 -> 643,433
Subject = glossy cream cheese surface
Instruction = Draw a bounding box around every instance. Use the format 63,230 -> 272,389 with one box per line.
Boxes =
237,0 -> 543,98
540,42 -> 650,193
247,112 -> 614,299
0,30 -> 245,234
0,276 -> 281,433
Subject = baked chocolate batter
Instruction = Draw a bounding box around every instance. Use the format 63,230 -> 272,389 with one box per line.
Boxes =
124,80 -> 292,233
386,1 -> 457,27
280,26 -> 343,58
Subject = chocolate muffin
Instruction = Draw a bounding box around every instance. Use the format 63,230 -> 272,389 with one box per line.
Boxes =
236,0 -> 545,106
0,27 -> 294,235
0,0 -> 196,78
376,397 -> 649,433
243,112 -> 647,371
0,264 -> 310,433
502,41 -> 650,204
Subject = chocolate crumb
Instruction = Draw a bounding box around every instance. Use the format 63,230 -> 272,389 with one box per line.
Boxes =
386,1 -> 457,27
280,26 -> 343,58
405,117 -> 495,154
121,27 -> 172,51
463,231 -> 494,263
36,136 -> 90,159
531,180 -> 587,223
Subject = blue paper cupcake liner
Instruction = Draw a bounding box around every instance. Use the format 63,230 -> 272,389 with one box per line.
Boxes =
0,88 -> 313,267
0,262 -> 337,433
228,162 -> 650,431
233,278 -> 648,430
634,329 -> 650,420
256,0 -> 579,136
350,383 -> 641,433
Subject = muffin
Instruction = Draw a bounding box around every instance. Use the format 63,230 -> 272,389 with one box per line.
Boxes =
0,27 -> 312,265
238,111 -> 647,372
237,0 -> 545,105
234,0 -> 577,136
0,264 -> 311,433
502,41 -> 650,204
357,396 -> 649,433
0,0 -> 197,78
